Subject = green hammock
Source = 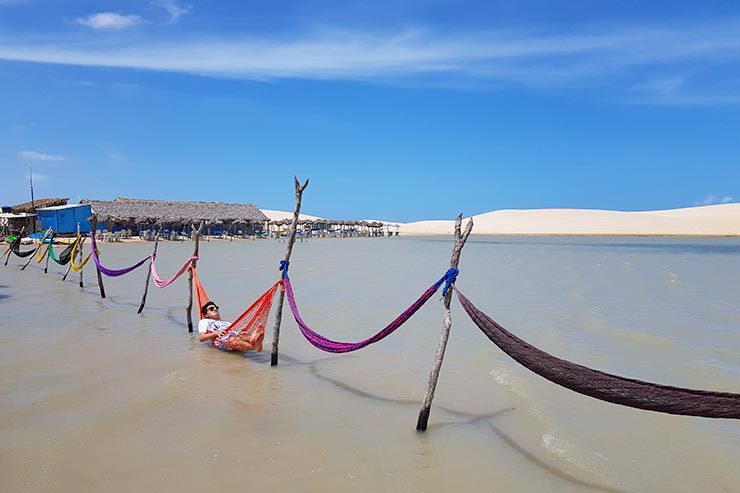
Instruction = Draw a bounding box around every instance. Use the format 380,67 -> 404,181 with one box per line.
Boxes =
47,237 -> 78,265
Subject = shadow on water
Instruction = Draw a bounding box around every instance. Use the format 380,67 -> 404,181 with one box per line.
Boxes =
0,284 -> 9,301
304,356 -> 620,493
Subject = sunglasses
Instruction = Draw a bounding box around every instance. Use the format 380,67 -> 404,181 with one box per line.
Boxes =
207,305 -> 219,312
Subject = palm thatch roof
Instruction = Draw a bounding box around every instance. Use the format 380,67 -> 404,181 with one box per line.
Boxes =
81,197 -> 269,223
12,197 -> 68,213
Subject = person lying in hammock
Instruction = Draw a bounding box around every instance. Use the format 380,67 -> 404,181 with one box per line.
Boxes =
198,301 -> 263,352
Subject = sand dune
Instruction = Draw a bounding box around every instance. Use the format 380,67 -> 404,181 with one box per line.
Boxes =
399,203 -> 740,236
260,209 -> 324,222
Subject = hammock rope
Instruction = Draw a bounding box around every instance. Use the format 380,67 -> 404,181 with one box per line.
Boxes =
69,235 -> 92,272
191,267 -> 281,350
454,288 -> 740,419
150,255 -> 198,288
90,232 -> 149,277
282,261 -> 458,353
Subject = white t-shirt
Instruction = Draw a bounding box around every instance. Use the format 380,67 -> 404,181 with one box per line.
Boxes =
198,318 -> 231,334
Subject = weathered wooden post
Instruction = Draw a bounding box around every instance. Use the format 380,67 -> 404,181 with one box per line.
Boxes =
61,223 -> 81,282
43,234 -> 51,274
416,214 -> 473,431
21,228 -> 51,271
186,220 -> 204,332
137,226 -> 161,313
270,176 -> 309,366
90,214 -> 106,299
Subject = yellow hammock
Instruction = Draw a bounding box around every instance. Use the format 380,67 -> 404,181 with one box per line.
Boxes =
35,229 -> 53,263
70,234 -> 92,272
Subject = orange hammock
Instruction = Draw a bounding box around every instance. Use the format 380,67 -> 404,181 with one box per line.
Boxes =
191,268 -> 282,352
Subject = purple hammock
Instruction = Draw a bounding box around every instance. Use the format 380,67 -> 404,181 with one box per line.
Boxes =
455,287 -> 740,419
90,233 -> 150,277
284,270 -> 455,353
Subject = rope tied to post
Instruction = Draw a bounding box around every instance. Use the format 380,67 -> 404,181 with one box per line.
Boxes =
442,267 -> 459,297
279,260 -> 289,278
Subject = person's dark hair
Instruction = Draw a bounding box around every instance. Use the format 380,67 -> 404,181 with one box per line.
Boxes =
201,301 -> 217,316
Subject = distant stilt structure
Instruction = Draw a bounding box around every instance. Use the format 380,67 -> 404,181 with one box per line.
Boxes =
186,221 -> 204,333
138,226 -> 161,314
416,214 -> 473,432
90,215 -> 106,299
271,176 -> 309,366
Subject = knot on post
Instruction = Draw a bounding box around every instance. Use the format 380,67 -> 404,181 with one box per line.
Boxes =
442,267 -> 459,297
279,260 -> 290,278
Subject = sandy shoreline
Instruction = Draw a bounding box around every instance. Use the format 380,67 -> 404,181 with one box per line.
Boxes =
10,203 -> 740,242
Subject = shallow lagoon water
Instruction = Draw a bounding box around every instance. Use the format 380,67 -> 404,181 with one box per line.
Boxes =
1,235 -> 739,492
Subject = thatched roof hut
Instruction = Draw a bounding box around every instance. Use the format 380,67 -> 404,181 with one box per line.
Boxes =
12,197 -> 68,213
81,197 -> 269,224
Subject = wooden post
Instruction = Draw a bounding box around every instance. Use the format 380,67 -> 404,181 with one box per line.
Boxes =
61,223 -> 80,282
78,225 -> 85,288
186,220 -> 203,333
43,234 -> 51,274
416,214 -> 473,432
21,228 -> 50,271
138,226 -> 161,313
271,176 -> 309,366
90,215 -> 106,299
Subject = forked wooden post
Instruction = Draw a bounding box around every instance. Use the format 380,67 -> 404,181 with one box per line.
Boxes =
90,215 -> 106,299
271,176 -> 309,366
416,214 -> 473,431
138,226 -> 161,313
186,221 -> 204,332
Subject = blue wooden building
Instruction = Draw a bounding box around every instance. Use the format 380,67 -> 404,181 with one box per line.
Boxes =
36,204 -> 93,234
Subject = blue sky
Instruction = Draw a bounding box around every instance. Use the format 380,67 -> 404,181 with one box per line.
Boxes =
1,0 -> 739,221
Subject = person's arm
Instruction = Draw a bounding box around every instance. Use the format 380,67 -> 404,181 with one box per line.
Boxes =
198,326 -> 227,342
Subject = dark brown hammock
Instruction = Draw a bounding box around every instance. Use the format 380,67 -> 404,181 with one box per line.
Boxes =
9,238 -> 36,258
455,288 -> 740,419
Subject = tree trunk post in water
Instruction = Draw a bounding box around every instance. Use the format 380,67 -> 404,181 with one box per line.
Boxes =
271,176 -> 309,366
90,215 -> 106,299
138,226 -> 161,313
78,223 -> 85,288
416,214 -> 473,432
186,221 -> 203,333
43,234 -> 51,274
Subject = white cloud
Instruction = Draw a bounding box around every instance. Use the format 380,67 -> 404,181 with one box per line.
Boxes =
152,0 -> 191,24
18,150 -> 65,161
26,172 -> 49,182
1,19 -> 740,101
109,153 -> 126,161
721,196 -> 733,203
76,12 -> 143,31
